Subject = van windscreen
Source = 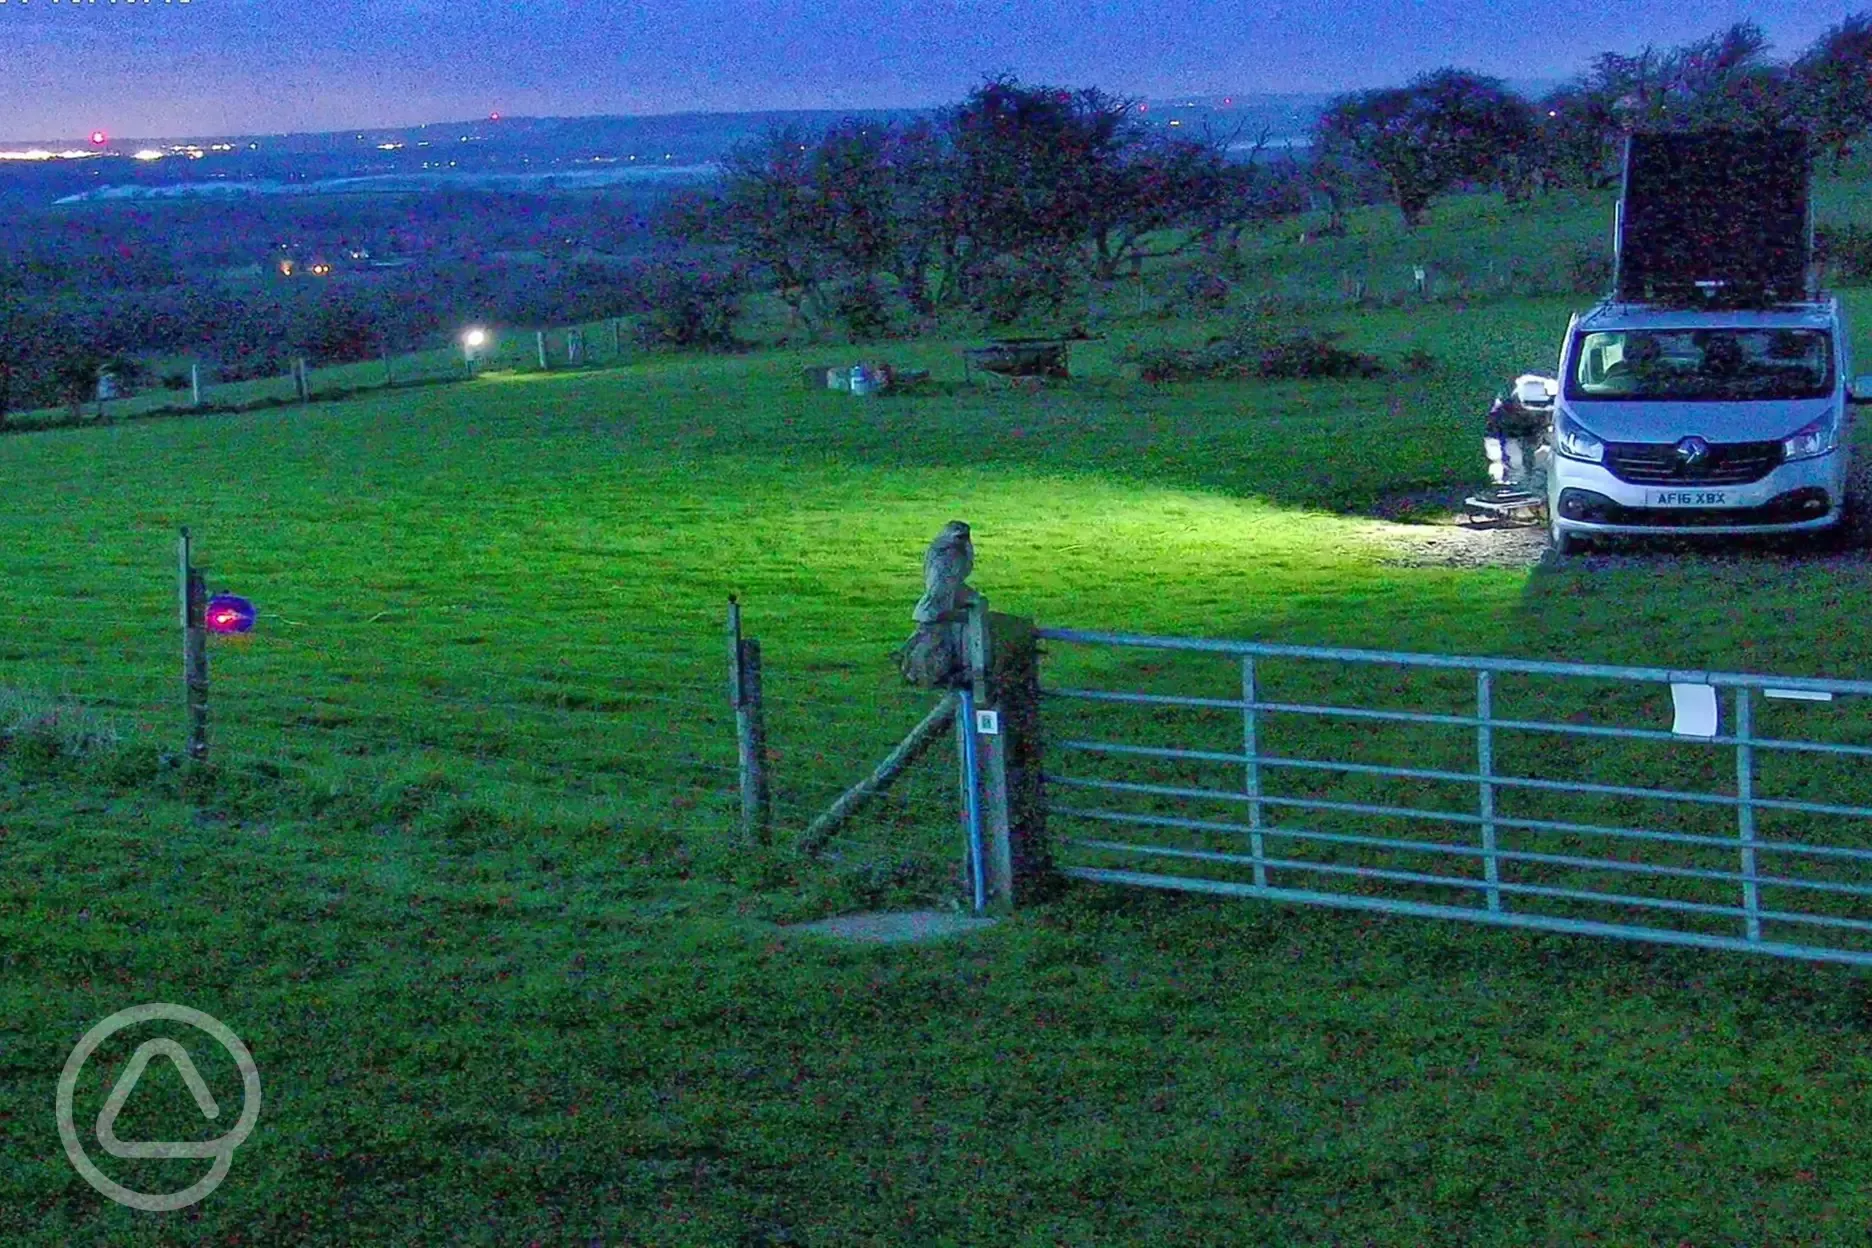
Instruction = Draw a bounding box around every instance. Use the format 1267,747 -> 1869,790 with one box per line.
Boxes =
1567,328 -> 1833,402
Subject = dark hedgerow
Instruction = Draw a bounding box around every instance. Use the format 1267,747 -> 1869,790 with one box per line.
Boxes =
1815,224 -> 1872,282
631,261 -> 749,352
1565,244 -> 1614,296
1131,324 -> 1386,383
1257,327 -> 1388,379
968,247 -> 1078,330
821,275 -> 914,343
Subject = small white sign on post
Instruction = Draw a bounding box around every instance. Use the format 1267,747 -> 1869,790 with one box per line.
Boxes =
1670,682 -> 1719,738
974,709 -> 1000,736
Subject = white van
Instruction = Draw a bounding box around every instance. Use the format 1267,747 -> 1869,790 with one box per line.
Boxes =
1545,296 -> 1871,553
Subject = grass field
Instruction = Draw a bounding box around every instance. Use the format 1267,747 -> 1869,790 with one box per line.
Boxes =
8,185 -> 1872,1244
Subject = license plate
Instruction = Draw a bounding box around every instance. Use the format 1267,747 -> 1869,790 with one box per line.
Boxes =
1652,490 -> 1728,506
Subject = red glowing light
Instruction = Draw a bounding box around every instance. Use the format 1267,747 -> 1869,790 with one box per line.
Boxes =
90,130 -> 107,146
489,112 -> 501,122
204,593 -> 257,634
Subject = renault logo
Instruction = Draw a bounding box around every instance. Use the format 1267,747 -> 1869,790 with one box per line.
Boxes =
1676,436 -> 1710,467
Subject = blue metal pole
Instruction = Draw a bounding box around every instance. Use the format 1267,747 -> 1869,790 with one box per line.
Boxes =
959,686 -> 986,914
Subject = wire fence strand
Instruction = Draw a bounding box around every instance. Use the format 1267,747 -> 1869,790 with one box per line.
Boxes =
5,655 -> 971,907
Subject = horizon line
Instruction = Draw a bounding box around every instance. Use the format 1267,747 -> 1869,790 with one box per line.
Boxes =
1,83 -> 1565,149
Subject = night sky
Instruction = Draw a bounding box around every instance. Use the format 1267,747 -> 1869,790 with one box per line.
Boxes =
0,0 -> 1855,142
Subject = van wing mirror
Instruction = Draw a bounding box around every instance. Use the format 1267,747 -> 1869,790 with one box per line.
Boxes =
1513,374 -> 1559,405
1851,376 -> 1872,405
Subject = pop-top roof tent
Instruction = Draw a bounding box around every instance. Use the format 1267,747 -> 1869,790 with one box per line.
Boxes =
1613,129 -> 1814,306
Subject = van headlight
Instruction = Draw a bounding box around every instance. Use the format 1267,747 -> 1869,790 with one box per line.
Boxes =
1554,408 -> 1605,463
1783,413 -> 1840,461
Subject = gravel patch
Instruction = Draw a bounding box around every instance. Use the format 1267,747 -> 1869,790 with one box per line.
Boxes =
1374,514 -> 1552,568
784,910 -> 1002,943
1372,458 -> 1872,570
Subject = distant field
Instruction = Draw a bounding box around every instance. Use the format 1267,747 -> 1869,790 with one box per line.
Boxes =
7,186 -> 1872,1243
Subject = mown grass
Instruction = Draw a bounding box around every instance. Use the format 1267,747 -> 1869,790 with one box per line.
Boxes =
7,185 -> 1872,1243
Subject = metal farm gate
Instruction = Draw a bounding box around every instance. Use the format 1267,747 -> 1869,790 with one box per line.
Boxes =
1033,628 -> 1872,967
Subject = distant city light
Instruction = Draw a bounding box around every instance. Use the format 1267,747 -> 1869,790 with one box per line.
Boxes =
0,148 -> 99,162
489,112 -> 501,121
90,130 -> 107,145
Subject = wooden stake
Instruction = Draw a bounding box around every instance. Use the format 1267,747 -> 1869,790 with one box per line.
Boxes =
536,330 -> 548,370
799,693 -> 959,857
190,363 -> 202,408
179,529 -> 208,763
740,638 -> 771,843
727,597 -> 771,844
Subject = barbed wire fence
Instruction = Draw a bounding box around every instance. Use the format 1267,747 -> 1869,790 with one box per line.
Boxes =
1,535 -> 975,912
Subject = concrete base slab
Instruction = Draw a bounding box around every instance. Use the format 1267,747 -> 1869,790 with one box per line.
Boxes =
784,910 -> 1001,944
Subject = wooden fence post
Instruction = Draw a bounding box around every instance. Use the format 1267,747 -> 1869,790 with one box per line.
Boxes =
190,362 -> 203,408
964,595 -> 1050,911
179,528 -> 209,763
536,330 -> 549,371
611,318 -> 624,358
728,596 -> 771,844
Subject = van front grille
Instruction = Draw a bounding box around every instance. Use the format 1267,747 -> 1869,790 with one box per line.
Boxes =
1602,439 -> 1785,485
